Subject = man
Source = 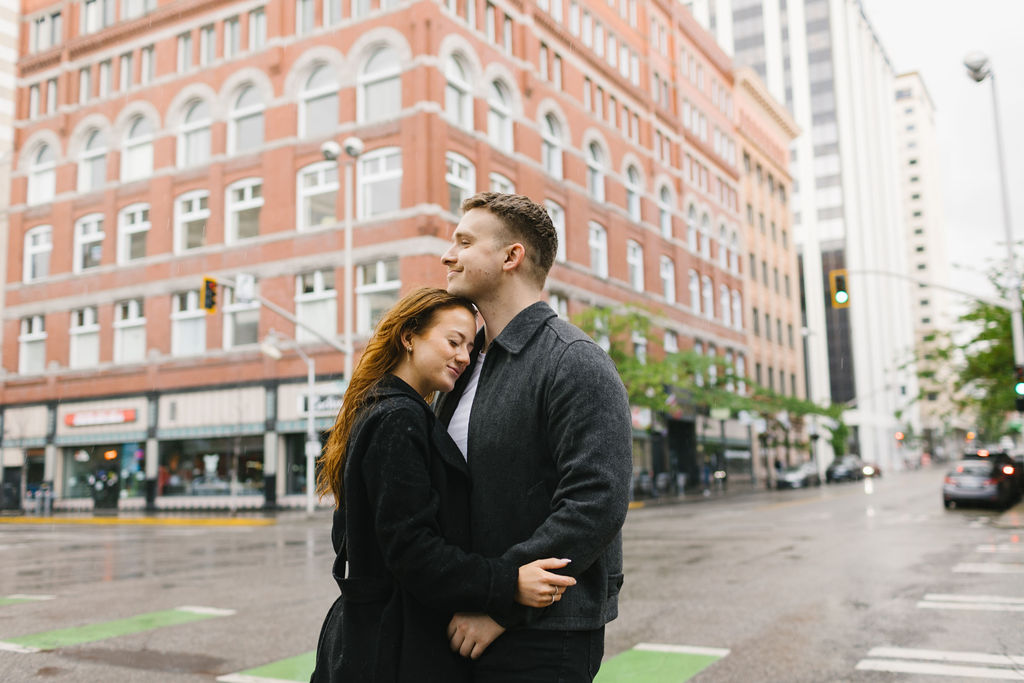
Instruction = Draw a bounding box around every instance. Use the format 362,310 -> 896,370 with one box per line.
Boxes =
437,192 -> 632,682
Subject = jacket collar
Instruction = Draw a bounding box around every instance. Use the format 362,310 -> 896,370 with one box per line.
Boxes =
489,301 -> 556,355
372,373 -> 428,402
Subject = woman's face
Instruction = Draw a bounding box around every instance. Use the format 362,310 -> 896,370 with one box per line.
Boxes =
400,307 -> 476,395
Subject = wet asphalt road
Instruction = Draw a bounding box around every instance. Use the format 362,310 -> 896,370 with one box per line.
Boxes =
0,464 -> 1021,681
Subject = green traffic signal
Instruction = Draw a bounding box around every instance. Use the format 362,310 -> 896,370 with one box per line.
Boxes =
834,290 -> 849,305
1016,381 -> 1024,397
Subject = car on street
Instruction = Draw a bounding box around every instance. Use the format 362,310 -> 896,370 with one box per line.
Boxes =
826,456 -> 865,483
942,459 -> 1019,509
777,462 -> 821,489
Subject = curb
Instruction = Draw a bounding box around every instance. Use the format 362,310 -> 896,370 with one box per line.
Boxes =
0,515 -> 277,527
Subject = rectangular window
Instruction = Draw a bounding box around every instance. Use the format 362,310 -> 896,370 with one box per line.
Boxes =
224,17 -> 240,58
29,84 -> 39,117
545,201 -> 566,262
552,55 -> 562,89
357,260 -> 401,335
227,180 -> 263,242
296,270 -> 337,344
46,79 -> 57,114
296,0 -> 314,34
249,9 -> 266,50
119,204 -> 149,263
588,222 -> 608,278
200,25 -> 216,65
19,315 -> 47,375
171,291 -> 205,357
75,215 -> 105,272
299,164 -> 339,230
141,45 -> 155,84
175,193 -> 210,251
78,68 -> 90,104
223,284 -> 260,349
114,299 -> 146,364
119,53 -> 133,91
359,149 -> 403,218
503,16 -> 512,55
98,60 -> 111,96
485,4 -> 495,42
177,32 -> 193,73
325,0 -> 342,25
69,307 -> 100,369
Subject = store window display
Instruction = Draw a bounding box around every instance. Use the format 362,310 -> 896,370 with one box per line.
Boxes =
157,436 -> 264,496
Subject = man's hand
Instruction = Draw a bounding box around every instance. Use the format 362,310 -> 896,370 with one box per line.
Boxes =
515,558 -> 576,607
446,612 -> 506,659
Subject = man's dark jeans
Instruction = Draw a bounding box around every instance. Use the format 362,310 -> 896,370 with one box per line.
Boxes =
471,627 -> 605,683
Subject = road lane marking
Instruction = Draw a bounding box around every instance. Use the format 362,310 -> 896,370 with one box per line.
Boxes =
595,642 -> 729,682
977,544 -> 1024,553
865,646 -> 1024,667
919,601 -> 1024,612
0,605 -> 236,652
0,516 -> 275,527
217,651 -> 316,683
857,659 -> 1024,679
920,593 -> 1024,608
0,594 -> 55,606
953,562 -> 1024,574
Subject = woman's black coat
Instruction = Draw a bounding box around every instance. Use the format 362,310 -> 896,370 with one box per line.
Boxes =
311,375 -> 520,682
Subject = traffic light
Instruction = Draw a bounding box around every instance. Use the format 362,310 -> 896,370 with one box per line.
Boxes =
1015,365 -> 1024,412
829,269 -> 849,309
895,431 -> 905,443
201,277 -> 217,313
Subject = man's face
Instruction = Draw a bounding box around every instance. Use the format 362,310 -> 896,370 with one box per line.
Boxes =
441,209 -> 509,301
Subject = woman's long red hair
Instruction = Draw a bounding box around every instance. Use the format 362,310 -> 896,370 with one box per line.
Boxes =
317,287 -> 475,505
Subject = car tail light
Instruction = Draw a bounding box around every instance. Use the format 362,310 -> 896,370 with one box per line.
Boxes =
985,478 -> 998,486
1003,465 -> 1015,476
944,476 -> 955,485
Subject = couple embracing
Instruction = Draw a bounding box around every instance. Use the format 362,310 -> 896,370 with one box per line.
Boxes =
311,193 -> 633,682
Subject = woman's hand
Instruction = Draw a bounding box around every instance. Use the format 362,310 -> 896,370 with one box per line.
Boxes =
515,558 -> 576,607
447,613 -> 506,659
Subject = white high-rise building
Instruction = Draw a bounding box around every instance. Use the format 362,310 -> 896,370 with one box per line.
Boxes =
894,72 -> 956,456
696,0 -> 919,469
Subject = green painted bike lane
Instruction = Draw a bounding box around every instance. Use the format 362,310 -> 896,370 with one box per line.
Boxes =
217,643 -> 728,682
0,594 -> 55,607
0,605 -> 235,653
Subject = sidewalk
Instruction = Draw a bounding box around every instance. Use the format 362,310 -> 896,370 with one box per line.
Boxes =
0,509 -> 282,527
993,498 -> 1024,529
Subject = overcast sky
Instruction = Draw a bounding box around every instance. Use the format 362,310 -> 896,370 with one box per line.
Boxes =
857,0 -> 1024,310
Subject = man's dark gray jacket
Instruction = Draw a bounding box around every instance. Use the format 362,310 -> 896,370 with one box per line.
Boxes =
437,301 -> 632,630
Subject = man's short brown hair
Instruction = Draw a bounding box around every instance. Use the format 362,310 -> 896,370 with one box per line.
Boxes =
461,192 -> 558,286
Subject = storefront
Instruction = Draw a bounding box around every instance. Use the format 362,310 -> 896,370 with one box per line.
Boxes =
157,436 -> 264,497
275,380 -> 340,504
63,442 -> 146,505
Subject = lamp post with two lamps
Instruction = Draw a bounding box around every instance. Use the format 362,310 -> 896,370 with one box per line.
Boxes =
320,136 -> 364,382
963,52 -> 1024,378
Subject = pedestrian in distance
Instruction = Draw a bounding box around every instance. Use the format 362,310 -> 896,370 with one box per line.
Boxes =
438,193 -> 633,682
310,287 -> 577,683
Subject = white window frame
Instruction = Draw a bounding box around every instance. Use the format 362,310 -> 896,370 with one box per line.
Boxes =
118,203 -> 150,264
658,187 -> 672,238
198,24 -> 215,65
444,54 -> 473,130
229,85 -> 265,153
626,239 -> 644,292
122,115 -> 154,182
487,80 -> 514,152
660,256 -> 675,303
222,283 -> 260,350
28,144 -> 57,206
46,78 -> 57,114
23,225 -> 52,282
299,64 -> 338,138
358,147 -> 402,219
174,190 -> 210,252
249,8 -> 266,51
702,275 -> 714,319
225,177 -> 263,243
296,0 -> 314,34
700,213 -> 711,258
78,129 -> 107,193
79,67 -> 91,104
113,298 -> 146,364
29,84 -> 40,117
297,161 -> 339,230
18,315 -> 47,375
140,46 -> 155,84
356,259 -> 401,335
295,270 -> 337,344
545,200 -> 566,263
73,213 -> 105,273
664,330 -> 678,353
171,290 -> 206,357
588,221 -> 608,278
586,142 -> 605,202
224,16 -> 240,58
732,290 -> 743,330
719,284 -> 731,326
358,47 -> 401,124
177,32 -> 193,73
625,166 -> 642,221
489,172 -> 515,194
119,52 -> 133,91
689,269 -> 700,311
178,99 -> 211,168
541,113 -> 563,179
69,306 -> 100,369
97,60 -> 111,97
445,151 -> 475,215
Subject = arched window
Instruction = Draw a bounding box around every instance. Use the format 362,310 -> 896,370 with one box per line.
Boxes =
23,225 -> 52,282
626,239 -> 643,291
658,186 -> 672,238
230,85 -> 265,153
122,116 -> 154,182
731,290 -> 742,330
301,65 -> 338,138
78,130 -> 107,192
688,269 -> 700,311
179,100 -> 211,167
487,80 -> 513,151
730,231 -> 740,272
625,165 -> 641,221
660,256 -> 676,304
718,225 -> 728,268
541,113 -> 563,178
586,142 -> 605,202
686,205 -> 697,251
28,143 -> 56,205
444,54 -> 472,130
719,284 -> 731,326
359,47 -> 401,123
588,222 -> 608,278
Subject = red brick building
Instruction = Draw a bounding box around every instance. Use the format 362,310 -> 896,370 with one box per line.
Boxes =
2,0 -> 778,509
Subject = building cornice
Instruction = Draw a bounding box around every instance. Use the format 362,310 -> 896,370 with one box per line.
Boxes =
735,66 -> 800,140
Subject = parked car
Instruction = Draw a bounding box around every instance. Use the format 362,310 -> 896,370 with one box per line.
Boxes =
777,462 -> 821,489
826,456 -> 865,483
942,459 -> 1018,509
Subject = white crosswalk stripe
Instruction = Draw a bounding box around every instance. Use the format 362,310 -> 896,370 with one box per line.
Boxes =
953,562 -> 1024,574
856,647 -> 1024,680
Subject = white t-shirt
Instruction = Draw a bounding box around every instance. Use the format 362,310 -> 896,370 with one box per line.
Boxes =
448,351 -> 484,460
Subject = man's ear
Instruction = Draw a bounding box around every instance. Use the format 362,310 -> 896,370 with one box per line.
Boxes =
503,243 -> 526,272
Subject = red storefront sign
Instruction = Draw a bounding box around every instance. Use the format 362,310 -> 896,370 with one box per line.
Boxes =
64,409 -> 137,427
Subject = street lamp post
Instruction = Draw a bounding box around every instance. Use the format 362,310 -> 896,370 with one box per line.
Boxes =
261,332 -> 318,516
964,53 -> 1024,371
320,137 -> 364,382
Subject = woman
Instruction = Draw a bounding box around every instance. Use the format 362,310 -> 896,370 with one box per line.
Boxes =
311,288 -> 575,683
